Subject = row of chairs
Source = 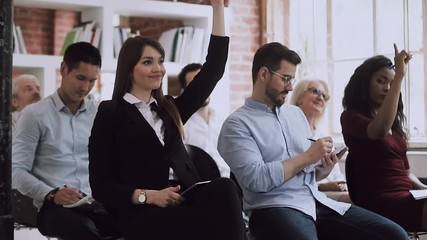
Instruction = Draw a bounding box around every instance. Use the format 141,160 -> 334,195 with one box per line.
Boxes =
14,145 -> 422,240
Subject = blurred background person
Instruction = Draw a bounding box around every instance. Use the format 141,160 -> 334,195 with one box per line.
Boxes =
11,74 -> 41,131
290,79 -> 351,203
178,63 -> 230,178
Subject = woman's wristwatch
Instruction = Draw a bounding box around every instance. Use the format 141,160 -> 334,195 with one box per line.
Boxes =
137,189 -> 147,204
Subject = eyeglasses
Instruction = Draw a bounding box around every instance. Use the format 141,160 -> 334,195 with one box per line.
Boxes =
268,69 -> 296,86
307,87 -> 330,101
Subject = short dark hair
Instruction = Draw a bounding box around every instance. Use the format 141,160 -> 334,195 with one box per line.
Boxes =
251,42 -> 301,84
63,42 -> 102,73
178,63 -> 203,89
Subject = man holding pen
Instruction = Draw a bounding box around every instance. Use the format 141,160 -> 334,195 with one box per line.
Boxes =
12,42 -> 121,240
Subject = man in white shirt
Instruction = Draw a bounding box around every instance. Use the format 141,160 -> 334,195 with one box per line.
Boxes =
178,63 -> 230,178
11,74 -> 41,132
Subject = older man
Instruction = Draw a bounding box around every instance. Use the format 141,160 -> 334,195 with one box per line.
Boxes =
11,74 -> 41,131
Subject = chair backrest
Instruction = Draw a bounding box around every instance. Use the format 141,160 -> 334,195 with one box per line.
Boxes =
185,144 -> 221,181
11,189 -> 38,228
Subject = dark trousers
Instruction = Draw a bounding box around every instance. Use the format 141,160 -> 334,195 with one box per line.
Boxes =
249,202 -> 408,240
37,201 -> 121,240
122,177 -> 245,240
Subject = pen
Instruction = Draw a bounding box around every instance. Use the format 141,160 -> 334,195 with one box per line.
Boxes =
307,138 -> 316,142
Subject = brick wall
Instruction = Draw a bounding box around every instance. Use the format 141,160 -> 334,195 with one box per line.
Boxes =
13,0 -> 259,114
228,0 -> 261,112
14,7 -> 79,56
14,7 -> 55,55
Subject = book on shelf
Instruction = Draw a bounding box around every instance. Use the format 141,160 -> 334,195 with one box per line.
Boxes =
15,25 -> 27,54
158,27 -> 177,62
60,20 -> 100,55
82,20 -> 96,43
91,27 -> 102,49
12,22 -> 20,54
409,189 -> 427,200
177,26 -> 193,63
113,27 -> 133,58
113,27 -> 122,58
189,27 -> 205,63
60,30 -> 78,55
158,26 -> 206,64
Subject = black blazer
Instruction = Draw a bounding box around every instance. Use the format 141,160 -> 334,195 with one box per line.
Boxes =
88,35 -> 229,213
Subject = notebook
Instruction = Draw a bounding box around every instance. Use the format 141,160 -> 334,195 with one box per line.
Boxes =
409,189 -> 427,200
63,195 -> 95,208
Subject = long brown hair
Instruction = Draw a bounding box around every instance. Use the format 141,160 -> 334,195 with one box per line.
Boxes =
112,36 -> 184,136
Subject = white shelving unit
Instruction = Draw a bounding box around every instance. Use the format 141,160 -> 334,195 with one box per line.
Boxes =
12,0 -> 231,119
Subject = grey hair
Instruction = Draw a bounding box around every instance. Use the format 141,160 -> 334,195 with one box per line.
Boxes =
290,79 -> 330,127
12,74 -> 40,99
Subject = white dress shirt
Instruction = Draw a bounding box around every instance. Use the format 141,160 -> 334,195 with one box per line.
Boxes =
184,107 -> 230,178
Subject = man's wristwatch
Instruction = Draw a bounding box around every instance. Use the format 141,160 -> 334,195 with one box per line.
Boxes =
46,187 -> 59,202
137,189 -> 147,204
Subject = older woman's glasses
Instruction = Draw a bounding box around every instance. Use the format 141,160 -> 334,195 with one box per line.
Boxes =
268,69 -> 296,86
307,87 -> 330,101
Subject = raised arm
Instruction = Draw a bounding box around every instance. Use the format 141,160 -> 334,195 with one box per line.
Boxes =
210,0 -> 225,37
174,0 -> 229,122
367,44 -> 411,139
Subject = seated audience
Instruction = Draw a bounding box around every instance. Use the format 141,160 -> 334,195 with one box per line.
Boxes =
341,44 -> 427,231
218,41 -> 408,240
12,42 -> 121,240
178,63 -> 230,178
290,79 -> 351,203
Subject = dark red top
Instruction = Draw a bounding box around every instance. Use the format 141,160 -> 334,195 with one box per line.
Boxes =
341,109 -> 423,230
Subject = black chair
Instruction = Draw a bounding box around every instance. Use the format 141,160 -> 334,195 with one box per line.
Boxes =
12,189 -> 59,239
12,189 -> 38,228
185,144 -> 221,181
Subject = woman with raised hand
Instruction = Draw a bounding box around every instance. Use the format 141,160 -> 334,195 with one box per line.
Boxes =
341,44 -> 427,232
88,1 -> 245,239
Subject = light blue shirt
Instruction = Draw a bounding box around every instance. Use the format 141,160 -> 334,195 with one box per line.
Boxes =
12,91 -> 97,209
218,98 -> 350,219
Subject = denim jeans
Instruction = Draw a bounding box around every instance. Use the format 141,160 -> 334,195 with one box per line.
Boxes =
249,203 -> 408,240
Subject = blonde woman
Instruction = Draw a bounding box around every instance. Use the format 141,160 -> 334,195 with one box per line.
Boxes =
290,79 -> 351,203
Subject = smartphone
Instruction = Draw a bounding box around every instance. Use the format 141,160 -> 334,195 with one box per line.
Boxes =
332,144 -> 346,155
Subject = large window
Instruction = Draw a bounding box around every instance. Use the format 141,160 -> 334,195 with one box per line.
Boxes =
268,0 -> 427,147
